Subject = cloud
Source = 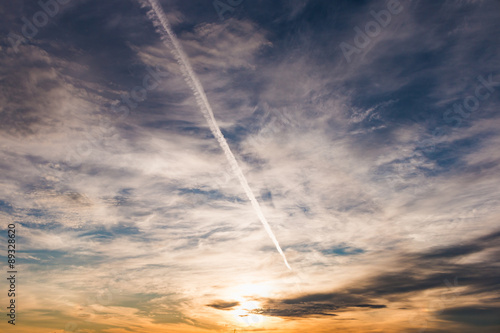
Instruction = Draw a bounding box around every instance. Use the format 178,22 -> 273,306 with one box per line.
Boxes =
206,300 -> 240,310
1,0 -> 500,332
438,306 -> 500,327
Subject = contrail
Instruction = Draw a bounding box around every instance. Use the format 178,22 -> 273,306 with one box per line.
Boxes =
142,0 -> 292,271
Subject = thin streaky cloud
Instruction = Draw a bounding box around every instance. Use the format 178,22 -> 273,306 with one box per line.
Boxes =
142,0 -> 292,270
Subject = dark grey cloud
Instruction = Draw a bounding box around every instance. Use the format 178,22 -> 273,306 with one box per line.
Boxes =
438,306 -> 500,327
253,305 -> 339,318
207,300 -> 240,310
347,230 -> 500,299
420,243 -> 483,260
242,296 -> 386,318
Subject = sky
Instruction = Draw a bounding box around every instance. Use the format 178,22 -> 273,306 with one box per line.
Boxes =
0,0 -> 500,332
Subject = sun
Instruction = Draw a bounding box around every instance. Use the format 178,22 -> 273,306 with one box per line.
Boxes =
223,283 -> 273,327
229,284 -> 271,327
232,299 -> 266,327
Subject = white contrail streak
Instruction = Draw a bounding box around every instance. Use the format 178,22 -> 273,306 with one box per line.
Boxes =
143,0 -> 292,270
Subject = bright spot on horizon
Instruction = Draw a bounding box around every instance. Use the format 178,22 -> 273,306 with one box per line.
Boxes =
232,299 -> 266,327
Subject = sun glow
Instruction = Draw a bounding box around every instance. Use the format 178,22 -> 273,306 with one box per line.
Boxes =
232,299 -> 266,327
227,284 -> 272,327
